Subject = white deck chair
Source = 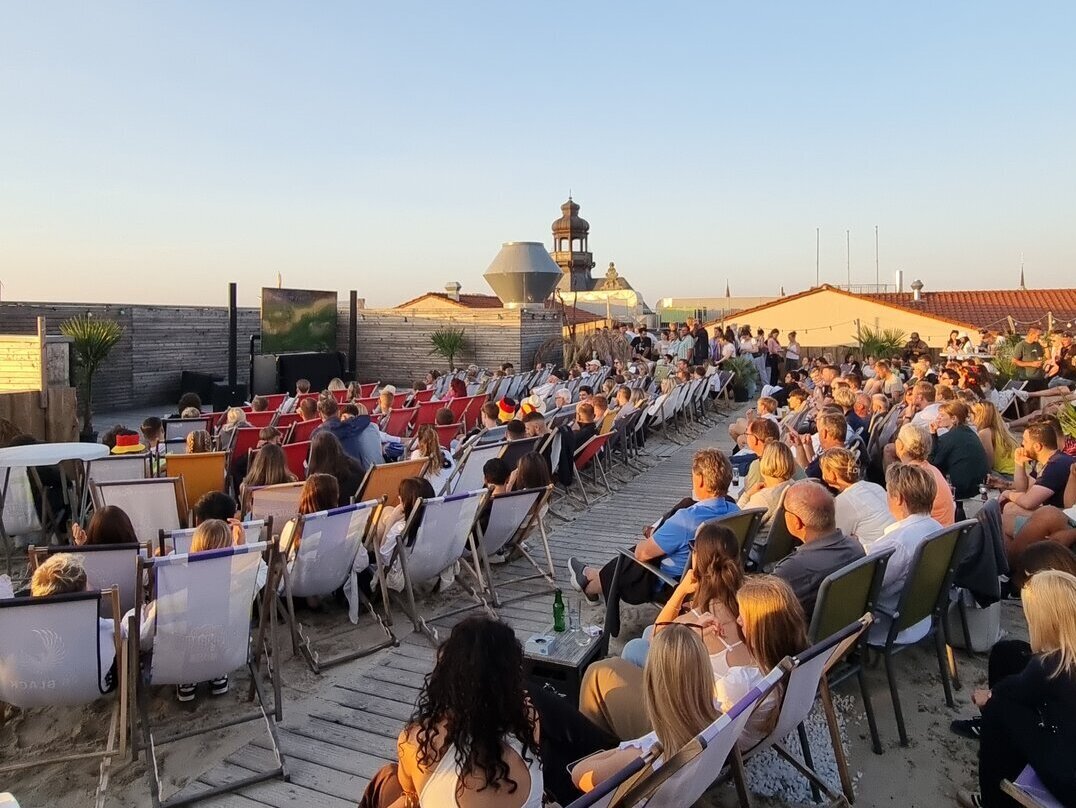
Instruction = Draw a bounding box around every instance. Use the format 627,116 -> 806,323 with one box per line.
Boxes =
0,465 -> 43,570
91,478 -> 186,544
735,616 -> 873,806
0,588 -> 126,808
460,485 -> 555,611
131,542 -> 285,808
29,542 -> 148,618
248,481 -> 304,535
79,454 -> 151,522
162,417 -> 212,451
606,666 -> 787,808
391,489 -> 488,641
158,518 -> 271,556
269,500 -> 396,672
475,424 -> 508,445
446,441 -> 508,494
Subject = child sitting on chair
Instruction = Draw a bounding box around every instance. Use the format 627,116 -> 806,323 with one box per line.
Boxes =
31,553 -> 117,692
123,519 -> 240,702
140,416 -> 166,475
370,477 -> 442,593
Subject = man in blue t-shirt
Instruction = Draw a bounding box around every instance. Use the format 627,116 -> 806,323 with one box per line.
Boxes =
1001,421 -> 1076,551
567,448 -> 739,604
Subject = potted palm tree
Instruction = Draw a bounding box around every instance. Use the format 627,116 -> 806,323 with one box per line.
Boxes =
60,315 -> 124,442
723,355 -> 760,402
429,326 -> 467,372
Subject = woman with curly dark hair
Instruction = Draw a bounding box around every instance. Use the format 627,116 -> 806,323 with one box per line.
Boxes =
359,615 -> 542,807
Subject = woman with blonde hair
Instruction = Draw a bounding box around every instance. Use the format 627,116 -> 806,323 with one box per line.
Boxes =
326,377 -> 346,392
738,441 -> 796,524
971,399 -> 1018,480
217,407 -> 248,452
957,570 -> 1076,807
238,442 -> 297,514
185,429 -> 213,454
821,447 -> 894,549
569,625 -> 719,795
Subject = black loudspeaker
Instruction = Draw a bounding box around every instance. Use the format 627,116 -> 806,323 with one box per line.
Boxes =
251,355 -> 280,395
211,381 -> 249,411
180,371 -> 223,403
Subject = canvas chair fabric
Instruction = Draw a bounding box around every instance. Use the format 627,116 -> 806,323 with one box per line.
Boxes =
91,478 -> 186,543
163,418 -> 213,445
164,451 -> 227,514
355,458 -> 430,504
397,490 -> 485,584
85,454 -> 149,484
287,418 -> 321,444
283,500 -> 377,600
706,507 -> 766,568
448,442 -> 508,495
160,519 -> 269,556
249,481 -> 304,533
31,542 -> 146,618
434,423 -> 463,449
228,427 -> 262,461
414,399 -> 446,428
500,436 -> 542,470
561,756 -> 648,808
243,412 -> 277,429
382,406 -> 419,438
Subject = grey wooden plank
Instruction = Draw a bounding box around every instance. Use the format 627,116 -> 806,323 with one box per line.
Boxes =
335,678 -> 422,706
198,761 -> 348,808
174,779 -> 269,807
310,703 -> 413,742
363,664 -> 428,690
295,714 -> 400,760
230,740 -> 365,802
383,653 -> 434,675
328,686 -> 417,722
248,727 -> 388,784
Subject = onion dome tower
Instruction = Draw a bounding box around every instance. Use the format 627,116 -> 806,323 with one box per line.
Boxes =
550,197 -> 596,292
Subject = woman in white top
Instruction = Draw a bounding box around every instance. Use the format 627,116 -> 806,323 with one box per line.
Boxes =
785,331 -> 802,371
359,616 -> 542,808
739,442 -> 796,526
820,447 -> 895,550
572,624 -> 718,793
410,424 -> 456,495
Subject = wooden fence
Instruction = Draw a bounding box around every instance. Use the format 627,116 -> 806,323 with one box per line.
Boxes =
0,317 -> 79,442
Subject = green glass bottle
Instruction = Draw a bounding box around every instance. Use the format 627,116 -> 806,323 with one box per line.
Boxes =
553,589 -> 566,632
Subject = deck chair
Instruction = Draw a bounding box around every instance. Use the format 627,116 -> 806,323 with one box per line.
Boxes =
91,478 -> 186,543
29,542 -> 148,618
382,405 -> 419,438
868,519 -> 975,746
243,411 -> 277,429
752,502 -> 797,571
164,451 -> 227,518
1002,766 -> 1067,808
501,436 -> 542,470
159,518 -> 271,556
461,394 -> 491,430
808,550 -> 894,755
355,395 -> 380,412
0,588 -> 126,808
225,426 -> 261,461
163,417 -> 213,451
413,398 -> 446,428
475,424 -> 509,445
358,382 -> 379,398
736,617 -> 873,807
608,666 -> 787,808
287,418 -> 321,444
249,441 -> 309,482
410,387 -> 435,404
131,542 -> 285,808
564,433 -> 614,505
80,453 -> 151,520
446,441 -> 508,495
390,489 -> 488,642
274,412 -> 301,433
703,507 -> 766,568
354,457 -> 430,503
562,755 -> 651,808
268,500 -> 396,672
249,481 -> 304,533
466,485 -> 555,608
434,422 -> 464,449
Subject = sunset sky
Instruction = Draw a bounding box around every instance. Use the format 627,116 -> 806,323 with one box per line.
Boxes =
2,2 -> 1074,309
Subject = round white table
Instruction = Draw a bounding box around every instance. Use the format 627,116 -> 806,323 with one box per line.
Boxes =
0,443 -> 110,568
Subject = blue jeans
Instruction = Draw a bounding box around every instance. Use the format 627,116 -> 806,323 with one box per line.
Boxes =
1047,376 -> 1075,389
621,624 -> 655,668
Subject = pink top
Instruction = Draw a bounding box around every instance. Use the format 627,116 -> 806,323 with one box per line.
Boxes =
911,461 -> 956,526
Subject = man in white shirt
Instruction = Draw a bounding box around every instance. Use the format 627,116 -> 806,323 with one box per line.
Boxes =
907,381 -> 942,429
867,462 -> 943,644
532,369 -> 564,400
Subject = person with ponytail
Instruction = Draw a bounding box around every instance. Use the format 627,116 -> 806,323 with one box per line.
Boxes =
621,522 -> 747,668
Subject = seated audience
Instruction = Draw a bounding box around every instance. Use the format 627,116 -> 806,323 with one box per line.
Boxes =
928,401 -> 990,501
867,463 -> 944,644
972,400 -> 1019,480
249,396 -> 269,413
360,615 -> 541,808
192,490 -> 238,523
239,443 -> 297,515
166,392 -> 203,419
820,447 -> 894,549
507,451 -> 553,494
411,424 -> 455,494
567,449 -> 738,605
894,423 -> 956,526
505,419 -> 527,442
295,378 -> 311,396
791,410 -> 848,484
308,430 -> 365,504
217,407 -> 248,451
140,416 -> 166,474
574,403 -> 598,446
577,575 -> 806,747
297,396 -> 319,421
771,480 -> 865,619
71,504 -> 138,546
315,397 -> 384,471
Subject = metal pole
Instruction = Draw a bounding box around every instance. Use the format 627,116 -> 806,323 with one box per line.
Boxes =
815,227 -> 820,287
875,225 -> 880,287
227,282 -> 238,387
846,230 -> 851,288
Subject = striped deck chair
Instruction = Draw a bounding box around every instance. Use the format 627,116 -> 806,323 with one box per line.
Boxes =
267,500 -> 396,673
159,518 -> 271,556
445,441 -> 508,495
599,666 -> 786,808
390,489 -> 488,642
91,478 -> 186,543
131,542 -> 285,808
0,587 -> 126,808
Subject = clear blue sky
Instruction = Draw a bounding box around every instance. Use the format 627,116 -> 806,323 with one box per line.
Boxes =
2,2 -> 1074,309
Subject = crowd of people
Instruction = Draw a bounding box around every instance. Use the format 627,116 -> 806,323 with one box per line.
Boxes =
3,320 -> 1076,808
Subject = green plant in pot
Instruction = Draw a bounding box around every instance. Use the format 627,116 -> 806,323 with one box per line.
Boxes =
723,355 -> 760,402
430,326 -> 467,372
60,315 -> 124,441
853,325 -> 906,363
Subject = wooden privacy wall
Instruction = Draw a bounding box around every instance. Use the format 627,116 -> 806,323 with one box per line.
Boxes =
0,317 -> 46,393
0,388 -> 79,442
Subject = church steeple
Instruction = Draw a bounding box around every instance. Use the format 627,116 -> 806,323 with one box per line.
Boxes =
551,197 -> 596,292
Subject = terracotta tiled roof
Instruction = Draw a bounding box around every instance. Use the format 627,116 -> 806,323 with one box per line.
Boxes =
394,292 -> 504,309
861,288 -> 1076,331
703,284 -> 1076,332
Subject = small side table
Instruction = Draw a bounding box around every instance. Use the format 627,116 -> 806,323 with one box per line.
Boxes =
524,625 -> 605,706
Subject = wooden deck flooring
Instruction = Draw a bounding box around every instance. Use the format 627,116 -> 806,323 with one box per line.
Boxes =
179,414 -> 735,806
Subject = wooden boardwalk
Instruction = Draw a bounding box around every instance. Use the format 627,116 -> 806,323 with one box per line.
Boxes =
179,416 -> 735,807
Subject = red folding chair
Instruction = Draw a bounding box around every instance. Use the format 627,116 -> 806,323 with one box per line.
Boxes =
447,396 -> 470,422
411,388 -> 435,404
413,399 -> 446,428
331,389 -> 349,403
355,396 -> 379,412
275,412 -> 301,432
228,427 -> 262,463
567,433 -> 613,504
281,441 -> 311,480
358,382 -> 379,398
296,392 -> 320,409
244,411 -> 276,429
288,419 -> 321,444
434,422 -> 463,450
207,411 -> 229,432
460,394 -> 490,430
263,393 -> 287,411
381,406 -> 419,438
